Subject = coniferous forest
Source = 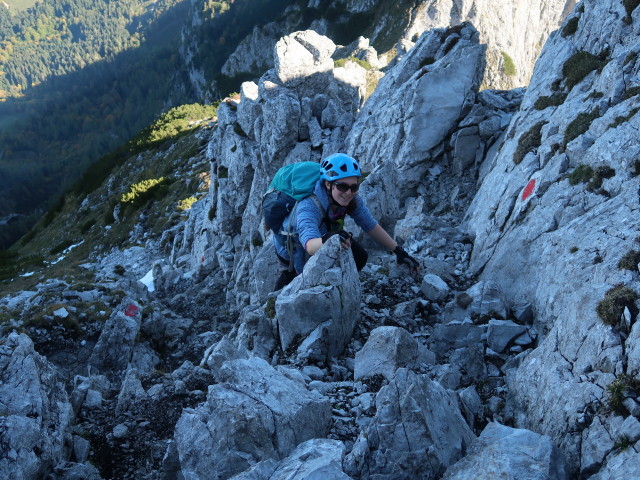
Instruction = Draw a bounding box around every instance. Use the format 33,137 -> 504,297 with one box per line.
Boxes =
0,0 -> 295,249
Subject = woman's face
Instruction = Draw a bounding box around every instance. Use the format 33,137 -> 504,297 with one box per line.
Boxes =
326,176 -> 359,207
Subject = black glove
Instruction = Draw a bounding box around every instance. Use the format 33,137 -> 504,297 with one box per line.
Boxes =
322,230 -> 352,243
393,245 -> 420,273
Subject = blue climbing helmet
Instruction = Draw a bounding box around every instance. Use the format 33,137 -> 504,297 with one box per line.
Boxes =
320,153 -> 362,181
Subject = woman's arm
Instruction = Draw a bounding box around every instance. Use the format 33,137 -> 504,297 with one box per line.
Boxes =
305,237 -> 324,255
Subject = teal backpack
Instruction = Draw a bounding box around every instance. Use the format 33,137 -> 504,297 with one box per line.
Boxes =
262,162 -> 322,233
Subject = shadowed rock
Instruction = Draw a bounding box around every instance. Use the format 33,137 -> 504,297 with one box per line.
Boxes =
276,235 -> 361,362
441,422 -> 569,480
0,333 -> 73,480
171,357 -> 331,479
345,368 -> 475,480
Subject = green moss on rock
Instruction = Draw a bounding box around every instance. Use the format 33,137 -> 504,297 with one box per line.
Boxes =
618,250 -> 640,270
564,108 -> 600,145
534,93 -> 567,110
562,51 -> 603,90
513,121 -> 546,165
562,17 -> 580,37
596,284 -> 639,326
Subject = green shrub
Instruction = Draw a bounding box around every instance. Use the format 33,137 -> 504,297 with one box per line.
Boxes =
129,103 -> 217,152
562,51 -> 602,90
19,229 -> 37,246
513,121 -> 546,164
608,107 -> 640,129
623,86 -> 640,99
623,0 -> 640,18
177,196 -> 198,211
501,51 -> 516,76
624,51 -> 638,66
607,375 -> 640,415
569,246 -> 579,253
614,436 -> 632,450
567,164 -> 615,192
265,297 -> 276,319
618,250 -> 640,270
588,166 -> 615,191
587,91 -> 604,99
80,219 -> 96,234
564,108 -> 600,145
50,239 -> 75,255
23,303 -> 82,335
334,56 -> 372,70
120,177 -> 169,208
562,17 -> 580,37
113,265 -> 126,275
534,93 -> 567,110
596,284 -> 639,326
568,164 -> 594,185
42,195 -> 66,228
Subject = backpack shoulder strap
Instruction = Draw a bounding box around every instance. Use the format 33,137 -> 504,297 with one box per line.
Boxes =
309,194 -> 329,229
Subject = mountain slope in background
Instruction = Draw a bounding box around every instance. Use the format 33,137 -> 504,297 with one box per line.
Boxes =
0,0 -> 569,250
2,0 -> 640,478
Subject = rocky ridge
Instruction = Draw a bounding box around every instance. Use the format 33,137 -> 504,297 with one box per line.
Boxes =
2,0 -> 640,479
182,0 -> 571,100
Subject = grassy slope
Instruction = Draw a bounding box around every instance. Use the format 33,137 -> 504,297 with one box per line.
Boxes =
0,121 -> 213,295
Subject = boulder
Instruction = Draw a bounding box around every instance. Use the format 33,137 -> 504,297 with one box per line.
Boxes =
354,326 -> 418,381
428,321 -> 485,361
440,422 -> 568,480
275,30 -> 336,85
421,273 -> 450,302
464,2 -> 640,471
587,441 -> 640,479
464,281 -> 508,320
171,357 -> 331,479
486,319 -> 528,353
344,368 -> 475,480
0,333 -> 73,480
276,235 -> 361,362
230,438 -> 350,480
89,297 -> 142,373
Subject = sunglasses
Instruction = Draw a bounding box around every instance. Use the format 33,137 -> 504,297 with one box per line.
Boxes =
334,182 -> 359,193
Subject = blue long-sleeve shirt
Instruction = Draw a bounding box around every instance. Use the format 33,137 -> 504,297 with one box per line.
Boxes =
273,179 -> 377,273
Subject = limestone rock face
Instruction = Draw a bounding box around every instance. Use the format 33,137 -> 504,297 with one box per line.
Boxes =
89,297 -> 142,373
465,0 -> 640,472
230,438 -> 351,480
344,22 -> 486,227
275,30 -> 336,85
399,0 -> 574,89
345,368 -> 475,480
0,333 -> 73,480
173,29 -> 368,308
172,357 -> 331,479
441,422 -> 569,480
276,235 -> 361,363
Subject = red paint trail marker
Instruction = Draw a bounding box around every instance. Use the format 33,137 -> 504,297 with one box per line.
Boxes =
125,304 -> 139,317
521,179 -> 536,201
